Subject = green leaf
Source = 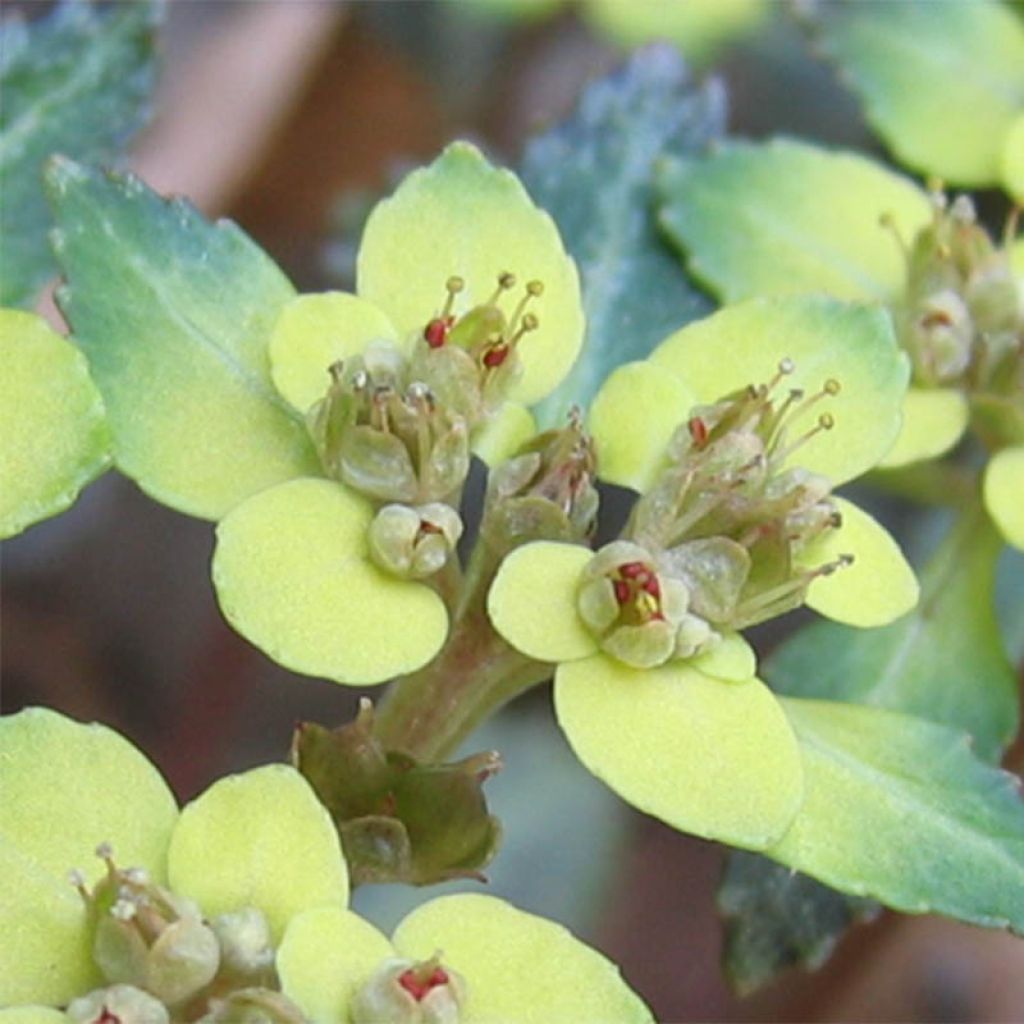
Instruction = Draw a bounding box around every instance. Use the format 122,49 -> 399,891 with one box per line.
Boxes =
0,308 -> 110,539
809,0 -> 1024,186
658,137 -> 932,305
47,158 -> 320,520
720,504 -> 1020,991
766,505 -> 1019,763
769,698 -> 1024,932
718,851 -> 877,996
522,45 -> 723,426
0,0 -> 160,307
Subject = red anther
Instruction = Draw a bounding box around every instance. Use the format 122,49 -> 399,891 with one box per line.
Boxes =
424,316 -> 454,348
642,575 -> 661,599
482,344 -> 509,368
96,1010 -> 120,1024
613,580 -> 631,604
688,416 -> 709,447
418,520 -> 442,536
399,967 -> 450,1001
618,561 -> 648,580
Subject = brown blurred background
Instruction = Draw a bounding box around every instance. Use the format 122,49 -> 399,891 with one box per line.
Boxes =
3,2 -> 1023,1020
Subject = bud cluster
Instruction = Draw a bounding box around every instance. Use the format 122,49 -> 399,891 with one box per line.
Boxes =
890,192 -> 1023,397
580,360 -> 853,669
65,845 -> 300,1024
482,410 -> 598,551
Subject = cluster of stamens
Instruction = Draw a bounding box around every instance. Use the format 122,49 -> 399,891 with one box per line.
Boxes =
610,560 -> 664,624
615,358 -> 856,642
422,272 -> 543,372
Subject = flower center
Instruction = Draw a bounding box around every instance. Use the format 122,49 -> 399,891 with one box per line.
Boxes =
399,964 -> 452,1001
610,560 -> 665,624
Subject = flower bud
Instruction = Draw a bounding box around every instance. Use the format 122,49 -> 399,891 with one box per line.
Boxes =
210,907 -> 275,980
351,957 -> 466,1024
368,503 -> 464,579
197,988 -> 307,1024
81,846 -> 219,1005
67,984 -> 170,1024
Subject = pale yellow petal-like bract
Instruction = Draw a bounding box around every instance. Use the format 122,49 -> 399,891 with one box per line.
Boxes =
555,657 -> 804,849
393,894 -> 653,1024
269,292 -> 398,412
798,497 -> 918,627
487,541 -> 597,663
212,478 -> 448,685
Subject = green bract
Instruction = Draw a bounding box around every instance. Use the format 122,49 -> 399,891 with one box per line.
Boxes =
0,309 -> 111,539
277,895 -> 652,1024
810,0 -> 1024,188
487,297 -> 917,849
0,707 -> 347,1010
209,142 -> 586,686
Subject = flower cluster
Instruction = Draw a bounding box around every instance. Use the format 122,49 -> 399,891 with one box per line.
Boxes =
487,296 -> 918,849
0,708 -> 650,1023
211,142 -> 589,686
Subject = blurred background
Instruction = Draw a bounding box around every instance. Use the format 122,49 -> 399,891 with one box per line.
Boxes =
3,2 -> 1023,1020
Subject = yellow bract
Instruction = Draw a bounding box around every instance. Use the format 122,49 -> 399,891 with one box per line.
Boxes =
984,445 -> 1024,551
357,142 -> 584,407
212,478 -> 449,685
0,708 -> 178,1006
0,309 -> 110,539
167,765 -> 349,943
487,540 -> 597,662
555,657 -> 804,849
798,497 -> 919,628
269,292 -> 398,412
649,297 -> 908,486
393,894 -> 654,1024
877,388 -> 969,469
588,360 -> 697,492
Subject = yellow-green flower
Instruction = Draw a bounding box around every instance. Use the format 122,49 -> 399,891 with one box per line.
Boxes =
487,296 -> 918,850
0,707 -> 348,1015
211,142 -> 585,686
276,896 -> 651,1024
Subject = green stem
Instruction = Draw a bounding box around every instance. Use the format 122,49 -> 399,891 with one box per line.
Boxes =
372,538 -> 551,761
866,460 -> 977,508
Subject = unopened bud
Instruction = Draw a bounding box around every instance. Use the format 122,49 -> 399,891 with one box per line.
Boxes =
198,988 -> 307,1024
67,984 -> 169,1024
211,906 -> 275,979
352,957 -> 466,1024
369,503 -> 463,579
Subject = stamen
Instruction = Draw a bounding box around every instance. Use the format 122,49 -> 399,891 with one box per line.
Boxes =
68,868 -> 89,901
879,211 -> 909,257
765,357 -> 795,394
950,195 -> 976,225
328,360 -> 345,384
487,271 -> 517,305
688,416 -> 709,448
509,280 -> 544,330
422,277 -> 464,347
774,413 -> 834,463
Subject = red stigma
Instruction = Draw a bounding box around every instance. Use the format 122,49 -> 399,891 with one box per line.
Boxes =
399,967 -> 450,1002
482,344 -> 509,368
688,416 -> 709,448
96,1010 -> 120,1024
424,316 -> 454,349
